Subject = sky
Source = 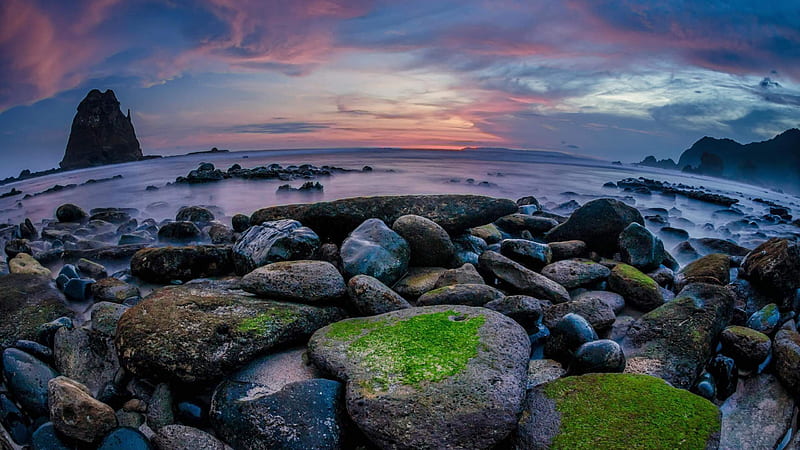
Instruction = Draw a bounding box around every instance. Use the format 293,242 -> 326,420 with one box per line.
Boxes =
1,0 -> 799,177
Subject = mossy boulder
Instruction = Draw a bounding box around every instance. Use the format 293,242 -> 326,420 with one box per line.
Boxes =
742,238 -> 800,308
622,283 -> 734,389
130,245 -> 233,283
545,198 -> 645,255
470,223 -> 502,244
308,305 -> 530,449
515,373 -> 721,449
675,253 -> 731,290
115,280 -> 346,383
249,194 -> 518,241
9,253 -> 51,276
608,263 -> 664,312
0,274 -> 71,348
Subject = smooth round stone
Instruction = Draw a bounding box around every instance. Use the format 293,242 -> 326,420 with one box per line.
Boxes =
341,218 -> 410,285
707,354 -> 738,401
346,274 -> 411,316
571,339 -> 626,374
31,422 -> 72,450
608,263 -> 664,312
484,295 -> 549,333
146,383 -> 174,431
97,427 -> 154,450
691,372 -> 716,401
241,260 -> 346,303
746,303 -> 780,334
157,221 -> 201,243
231,214 -> 250,233
543,313 -> 598,364
719,325 -> 771,369
232,219 -> 320,275
56,204 -> 88,223
392,214 -> 455,267
2,348 -> 58,418
13,340 -> 53,364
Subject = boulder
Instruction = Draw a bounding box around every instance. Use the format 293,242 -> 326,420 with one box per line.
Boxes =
479,251 -> 570,303
91,277 -> 140,304
623,283 -> 734,389
152,425 -> 226,450
742,238 -> 800,308
719,374 -> 794,450
249,194 -> 518,241
130,245 -> 233,283
500,239 -> 552,270
719,325 -> 771,370
608,263 -> 664,312
0,274 -> 70,348
774,329 -> 800,396
571,339 -> 626,374
545,198 -> 645,254
515,373 -> 721,449
48,376 -> 116,443
308,305 -> 529,449
540,258 -> 611,289
115,280 -> 345,383
157,221 -> 201,242
232,219 -> 319,275
340,219 -> 410,285
3,348 -> 58,418
210,379 -> 345,450
56,204 -> 88,223
59,89 -> 142,170
175,206 -> 215,225
417,284 -> 504,307
392,215 -> 455,267
346,275 -> 411,316
618,223 -> 664,272
675,253 -> 731,290
54,327 -> 120,397
242,260 -> 346,303
9,253 -> 51,276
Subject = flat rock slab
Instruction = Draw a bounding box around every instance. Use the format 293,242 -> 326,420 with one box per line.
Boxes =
249,194 -> 518,241
516,373 -> 720,449
308,305 -> 530,449
115,280 -> 346,383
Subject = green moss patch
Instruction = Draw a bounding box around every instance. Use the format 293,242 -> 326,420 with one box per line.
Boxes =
543,373 -> 719,449
237,308 -> 302,334
614,263 -> 658,289
335,311 -> 486,389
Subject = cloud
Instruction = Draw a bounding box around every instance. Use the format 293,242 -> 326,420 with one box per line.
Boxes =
226,121 -> 332,134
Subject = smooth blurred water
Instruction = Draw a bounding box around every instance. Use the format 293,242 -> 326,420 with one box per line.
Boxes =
1,148 -> 798,246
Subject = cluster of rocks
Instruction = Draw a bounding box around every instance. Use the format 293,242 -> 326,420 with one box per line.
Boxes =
174,161 -> 369,184
611,177 -> 740,206
0,193 -> 798,449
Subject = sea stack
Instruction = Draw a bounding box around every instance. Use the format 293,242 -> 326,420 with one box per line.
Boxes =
59,89 -> 143,170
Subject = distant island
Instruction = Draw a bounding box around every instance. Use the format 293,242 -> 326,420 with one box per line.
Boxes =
637,129 -> 800,193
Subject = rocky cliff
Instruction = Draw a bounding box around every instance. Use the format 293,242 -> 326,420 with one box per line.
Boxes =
60,89 -> 143,170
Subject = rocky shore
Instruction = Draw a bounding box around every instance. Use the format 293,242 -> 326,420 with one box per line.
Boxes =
0,193 -> 798,449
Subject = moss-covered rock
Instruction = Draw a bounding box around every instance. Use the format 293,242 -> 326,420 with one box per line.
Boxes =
115,280 -> 346,383
9,253 -> 51,276
0,273 -> 71,348
675,253 -> 731,290
308,305 -> 529,449
515,373 -> 721,449
622,283 -> 734,389
470,223 -> 502,244
608,263 -> 664,312
719,325 -> 770,370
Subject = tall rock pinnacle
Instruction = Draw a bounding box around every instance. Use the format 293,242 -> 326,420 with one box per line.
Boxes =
59,89 -> 143,170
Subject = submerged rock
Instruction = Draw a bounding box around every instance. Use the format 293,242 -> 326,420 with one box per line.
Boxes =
115,280 -> 346,383
515,373 -> 721,449
249,194 -> 518,241
308,305 -> 529,449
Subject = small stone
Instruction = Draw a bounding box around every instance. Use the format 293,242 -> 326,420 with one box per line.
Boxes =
77,258 -> 107,279
130,246 -> 233,283
707,354 -> 738,401
434,263 -> 484,288
54,326 -> 120,397
90,302 -> 129,336
392,214 -> 455,267
48,376 -> 117,443
484,295 -> 549,333
346,274 -> 411,316
175,206 -> 215,226
675,253 -> 731,290
31,422 -> 73,450
146,383 -> 174,431
543,296 -> 616,331
479,251 -> 570,303
232,219 -> 320,275
543,313 -> 598,364
123,399 -> 147,413
392,267 -> 446,300
618,222 -> 665,272
231,214 -> 250,233
157,221 -> 201,243
571,339 -> 626,374
56,204 -> 88,223
92,277 -> 140,304
548,240 -> 588,261
500,239 -> 552,270
573,290 -> 625,314
63,277 -> 95,302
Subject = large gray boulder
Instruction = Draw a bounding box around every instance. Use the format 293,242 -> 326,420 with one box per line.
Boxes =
232,219 -> 320,275
623,283 -> 734,389
545,198 -> 644,254
115,280 -> 345,383
241,260 -> 346,303
340,219 -> 410,285
249,194 -> 518,241
308,305 -> 530,449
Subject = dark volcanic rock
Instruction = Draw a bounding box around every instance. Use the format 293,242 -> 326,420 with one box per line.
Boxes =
115,280 -> 345,383
3,348 -> 58,418
0,274 -> 70,348
56,204 -> 88,223
249,194 -> 518,241
346,274 -> 411,316
479,251 -> 570,303
742,238 -> 800,308
241,260 -> 347,303
417,283 -> 505,307
623,283 -> 734,389
391,214 -> 455,267
545,198 -> 644,254
340,219 -> 410,285
232,220 -> 320,275
130,245 -> 233,283
60,89 -> 142,170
